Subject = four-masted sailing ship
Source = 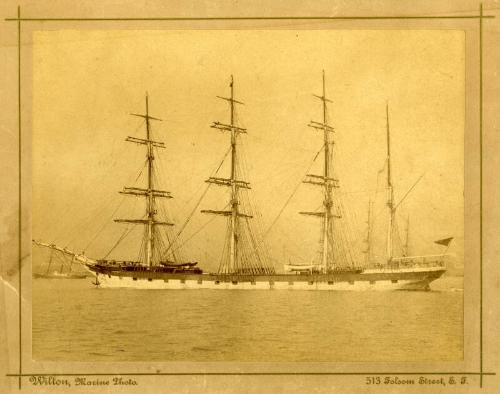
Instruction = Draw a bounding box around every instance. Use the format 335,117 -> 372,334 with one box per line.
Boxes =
33,73 -> 449,290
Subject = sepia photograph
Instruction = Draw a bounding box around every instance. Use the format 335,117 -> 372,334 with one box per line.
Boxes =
31,29 -> 464,362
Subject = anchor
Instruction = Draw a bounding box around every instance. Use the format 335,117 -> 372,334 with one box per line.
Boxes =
92,273 -> 100,287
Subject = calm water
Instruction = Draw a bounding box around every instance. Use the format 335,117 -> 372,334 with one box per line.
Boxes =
32,277 -> 463,362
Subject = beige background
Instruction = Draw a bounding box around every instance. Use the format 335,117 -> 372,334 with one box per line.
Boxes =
0,0 -> 499,393
31,29 -> 464,271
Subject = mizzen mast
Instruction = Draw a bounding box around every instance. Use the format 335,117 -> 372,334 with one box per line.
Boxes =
114,93 -> 174,267
385,103 -> 395,263
300,71 -> 339,272
201,76 -> 252,274
363,198 -> 374,265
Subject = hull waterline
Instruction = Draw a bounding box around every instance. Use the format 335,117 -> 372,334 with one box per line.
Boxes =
86,264 -> 445,291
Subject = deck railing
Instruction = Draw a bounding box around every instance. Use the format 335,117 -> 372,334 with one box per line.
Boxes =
368,254 -> 449,270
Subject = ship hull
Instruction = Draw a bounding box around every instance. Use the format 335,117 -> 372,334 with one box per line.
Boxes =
87,265 -> 445,291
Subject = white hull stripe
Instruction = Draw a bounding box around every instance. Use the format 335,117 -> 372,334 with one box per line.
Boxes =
95,275 -> 432,291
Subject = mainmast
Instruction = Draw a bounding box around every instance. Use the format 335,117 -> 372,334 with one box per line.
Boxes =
300,71 -> 338,272
201,76 -> 252,274
386,103 -> 395,263
114,94 -> 174,267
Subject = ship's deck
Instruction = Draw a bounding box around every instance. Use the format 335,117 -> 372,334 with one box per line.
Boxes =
88,263 -> 445,284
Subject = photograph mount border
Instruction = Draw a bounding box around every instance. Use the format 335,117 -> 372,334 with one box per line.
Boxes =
4,3 -> 496,390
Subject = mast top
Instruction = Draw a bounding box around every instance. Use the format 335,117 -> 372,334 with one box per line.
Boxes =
130,93 -> 163,121
216,76 -> 245,105
313,70 -> 333,103
308,71 -> 334,133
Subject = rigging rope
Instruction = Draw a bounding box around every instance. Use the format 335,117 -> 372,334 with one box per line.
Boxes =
54,125 -> 146,247
161,147 -> 231,257
169,204 -> 229,255
102,225 -> 135,259
264,146 -> 323,239
63,158 -> 148,252
393,173 -> 425,211
234,145 -> 324,264
82,197 -> 127,253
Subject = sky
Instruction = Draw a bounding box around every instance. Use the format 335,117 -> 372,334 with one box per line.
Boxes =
32,29 -> 464,272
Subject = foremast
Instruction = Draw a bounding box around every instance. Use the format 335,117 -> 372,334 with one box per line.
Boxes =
300,71 -> 339,273
114,94 -> 174,267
